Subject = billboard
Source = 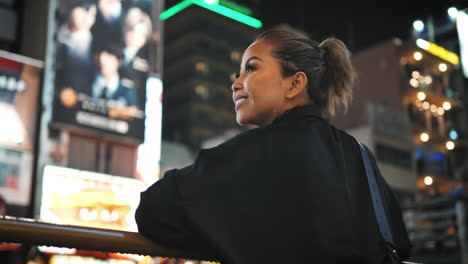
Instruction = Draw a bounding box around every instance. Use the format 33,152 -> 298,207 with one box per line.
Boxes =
40,165 -> 145,231
457,9 -> 468,78
52,0 -> 155,142
0,51 -> 42,206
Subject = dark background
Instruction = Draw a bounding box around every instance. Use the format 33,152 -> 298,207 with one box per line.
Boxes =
232,0 -> 467,52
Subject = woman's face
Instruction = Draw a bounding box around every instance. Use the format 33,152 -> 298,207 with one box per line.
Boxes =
232,40 -> 291,126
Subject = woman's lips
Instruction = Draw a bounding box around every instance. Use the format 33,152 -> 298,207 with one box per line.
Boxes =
234,97 -> 247,111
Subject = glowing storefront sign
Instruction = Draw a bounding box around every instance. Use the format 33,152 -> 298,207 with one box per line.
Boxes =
416,38 -> 459,65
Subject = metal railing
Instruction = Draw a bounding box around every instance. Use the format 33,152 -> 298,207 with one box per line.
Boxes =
0,215 -> 217,262
404,195 -> 468,264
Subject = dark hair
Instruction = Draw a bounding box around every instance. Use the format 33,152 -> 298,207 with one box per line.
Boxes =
69,0 -> 96,11
95,43 -> 124,61
256,26 -> 357,117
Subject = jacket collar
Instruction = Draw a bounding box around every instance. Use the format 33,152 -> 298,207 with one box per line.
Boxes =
271,104 -> 324,125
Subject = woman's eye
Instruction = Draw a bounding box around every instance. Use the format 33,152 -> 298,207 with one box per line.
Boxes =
246,64 -> 255,72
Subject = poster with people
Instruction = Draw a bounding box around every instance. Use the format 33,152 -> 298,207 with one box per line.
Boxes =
52,0 -> 154,142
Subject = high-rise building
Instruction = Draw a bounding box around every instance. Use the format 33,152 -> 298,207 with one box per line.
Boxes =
161,0 -> 262,152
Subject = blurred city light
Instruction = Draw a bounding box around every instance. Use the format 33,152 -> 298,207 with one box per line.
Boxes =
410,78 -> 419,87
446,140 -> 455,150
417,91 -> 426,100
439,63 -> 448,72
437,107 -> 445,116
422,101 -> 430,110
424,176 -> 433,186
412,71 -> 420,78
204,0 -> 219,4
416,38 -> 459,65
413,20 -> 425,32
413,51 -> 423,61
450,129 -> 459,140
420,132 -> 430,142
425,75 -> 432,84
416,38 -> 430,50
448,7 -> 459,20
443,101 -> 452,110
430,104 -> 437,113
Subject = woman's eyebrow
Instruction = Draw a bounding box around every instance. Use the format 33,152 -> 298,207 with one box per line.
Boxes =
240,56 -> 263,72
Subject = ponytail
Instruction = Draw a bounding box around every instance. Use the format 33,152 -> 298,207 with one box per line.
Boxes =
256,27 -> 357,118
319,38 -> 357,117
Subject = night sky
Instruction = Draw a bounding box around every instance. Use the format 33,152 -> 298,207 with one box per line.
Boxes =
236,0 -> 467,52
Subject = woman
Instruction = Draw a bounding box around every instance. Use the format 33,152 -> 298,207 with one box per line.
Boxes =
135,27 -> 411,263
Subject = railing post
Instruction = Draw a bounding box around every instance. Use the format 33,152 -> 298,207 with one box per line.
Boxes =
456,199 -> 468,264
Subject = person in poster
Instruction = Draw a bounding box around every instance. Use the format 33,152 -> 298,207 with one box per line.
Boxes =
56,0 -> 97,95
120,7 -> 151,108
53,0 -> 153,141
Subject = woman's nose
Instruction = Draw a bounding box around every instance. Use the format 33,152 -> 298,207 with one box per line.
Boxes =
231,77 -> 242,91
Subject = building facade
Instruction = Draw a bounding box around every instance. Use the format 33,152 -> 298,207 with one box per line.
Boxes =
332,36 -> 466,198
161,0 -> 261,153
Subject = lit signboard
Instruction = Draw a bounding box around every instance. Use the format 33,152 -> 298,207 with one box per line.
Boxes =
416,38 -> 459,65
40,165 -> 146,232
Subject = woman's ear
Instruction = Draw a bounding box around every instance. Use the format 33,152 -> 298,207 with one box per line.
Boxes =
286,71 -> 308,99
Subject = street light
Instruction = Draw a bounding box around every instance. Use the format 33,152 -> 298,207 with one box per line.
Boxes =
413,20 -> 425,32
413,51 -> 423,61
420,132 -> 430,142
439,63 -> 448,72
446,140 -> 455,150
424,176 -> 433,186
448,7 -> 458,20
443,101 -> 452,110
417,91 -> 426,101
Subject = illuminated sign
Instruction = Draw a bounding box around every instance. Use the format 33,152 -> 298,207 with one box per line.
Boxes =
160,0 -> 263,28
416,38 -> 460,65
457,9 -> 468,78
40,165 -> 146,232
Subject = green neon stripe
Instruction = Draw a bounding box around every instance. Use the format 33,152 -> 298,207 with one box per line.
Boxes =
160,0 -> 262,29
193,0 -> 262,28
160,0 -> 193,21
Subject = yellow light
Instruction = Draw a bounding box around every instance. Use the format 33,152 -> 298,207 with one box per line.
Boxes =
443,101 -> 452,110
414,52 -> 423,61
430,104 -> 437,113
416,38 -> 460,65
420,132 -> 430,142
415,100 -> 422,107
410,78 -> 419,88
425,76 -> 432,84
417,91 -> 426,101
418,76 -> 425,83
446,140 -> 455,150
422,101 -> 430,110
412,71 -> 420,78
437,107 -> 445,115
424,176 -> 433,186
439,63 -> 448,72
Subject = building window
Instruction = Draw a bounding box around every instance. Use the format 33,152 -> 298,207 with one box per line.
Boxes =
195,85 -> 209,99
376,143 -> 412,169
195,61 -> 209,73
230,51 -> 242,62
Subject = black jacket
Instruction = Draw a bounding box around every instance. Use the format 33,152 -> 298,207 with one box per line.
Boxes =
135,104 -> 412,264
